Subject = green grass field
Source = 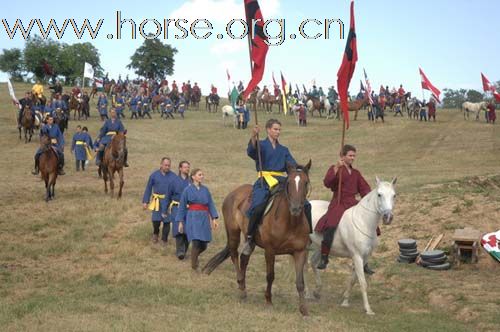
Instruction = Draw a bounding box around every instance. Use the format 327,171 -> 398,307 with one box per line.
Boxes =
1,83 -> 499,331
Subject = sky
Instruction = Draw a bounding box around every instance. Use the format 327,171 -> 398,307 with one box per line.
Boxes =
1,0 -> 499,97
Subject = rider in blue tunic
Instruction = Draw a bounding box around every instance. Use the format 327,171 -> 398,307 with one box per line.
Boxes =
32,114 -> 65,175
97,93 -> 108,121
175,168 -> 219,270
142,157 -> 178,245
96,109 -> 128,167
242,118 -> 312,255
168,161 -> 191,259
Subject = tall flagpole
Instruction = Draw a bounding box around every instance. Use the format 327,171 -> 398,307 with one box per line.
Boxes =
246,15 -> 264,186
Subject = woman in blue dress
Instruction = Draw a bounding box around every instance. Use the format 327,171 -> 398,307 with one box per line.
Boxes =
169,161 -> 191,260
176,168 -> 219,270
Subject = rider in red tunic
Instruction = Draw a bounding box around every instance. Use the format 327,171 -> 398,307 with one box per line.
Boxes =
210,85 -> 217,95
315,145 -> 373,271
398,84 -> 405,97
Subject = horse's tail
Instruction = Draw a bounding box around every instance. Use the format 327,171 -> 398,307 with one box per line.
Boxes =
202,245 -> 230,275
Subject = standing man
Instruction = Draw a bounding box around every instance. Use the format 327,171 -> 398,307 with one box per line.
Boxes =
487,101 -> 496,124
315,144 -> 377,274
97,93 -> 108,121
242,119 -> 312,255
169,161 -> 192,259
427,98 -> 437,122
143,157 -> 178,245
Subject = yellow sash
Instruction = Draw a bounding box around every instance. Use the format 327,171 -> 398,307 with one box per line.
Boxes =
76,141 -> 94,160
106,131 -> 117,136
168,200 -> 179,214
50,138 -> 57,144
258,171 -> 287,188
148,193 -> 165,211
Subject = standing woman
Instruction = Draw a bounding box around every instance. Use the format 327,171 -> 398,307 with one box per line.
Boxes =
169,161 -> 192,260
176,168 -> 219,271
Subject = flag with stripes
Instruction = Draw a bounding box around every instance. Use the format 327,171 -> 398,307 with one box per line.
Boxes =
363,68 -> 373,104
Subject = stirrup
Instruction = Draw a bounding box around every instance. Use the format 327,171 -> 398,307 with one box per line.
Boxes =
31,168 -> 39,175
241,238 -> 253,256
317,255 -> 329,270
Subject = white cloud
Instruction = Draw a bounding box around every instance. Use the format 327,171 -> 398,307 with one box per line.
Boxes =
170,0 -> 281,23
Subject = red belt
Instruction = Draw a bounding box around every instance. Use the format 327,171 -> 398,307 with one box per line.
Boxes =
188,204 -> 209,211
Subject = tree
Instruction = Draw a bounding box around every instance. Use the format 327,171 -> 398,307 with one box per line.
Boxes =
23,36 -> 60,81
127,39 -> 177,80
442,88 -> 467,108
58,42 -> 103,85
466,89 -> 483,103
0,48 -> 24,81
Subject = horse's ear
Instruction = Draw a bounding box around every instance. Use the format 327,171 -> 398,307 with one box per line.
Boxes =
286,161 -> 295,173
391,177 -> 398,185
375,176 -> 381,185
304,159 -> 312,173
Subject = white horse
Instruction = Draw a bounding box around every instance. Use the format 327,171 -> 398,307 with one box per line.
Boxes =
307,177 -> 397,315
221,105 -> 238,128
462,101 -> 488,121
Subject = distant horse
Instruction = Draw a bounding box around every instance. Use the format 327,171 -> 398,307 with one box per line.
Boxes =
306,96 -> 324,117
262,91 -> 281,113
407,98 -> 422,119
80,94 -> 90,119
101,133 -> 126,199
308,177 -> 397,315
206,94 -> 220,113
203,161 -> 312,316
346,97 -> 369,121
39,135 -> 59,202
247,90 -> 259,113
69,95 -> 82,120
191,89 -> 201,109
462,101 -> 488,121
221,105 -> 238,128
90,84 -> 98,99
53,108 -> 68,134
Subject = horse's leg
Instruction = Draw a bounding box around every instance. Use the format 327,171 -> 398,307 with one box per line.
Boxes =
307,249 -> 323,299
102,167 -> 108,194
352,255 -> 374,315
293,250 -> 309,316
239,250 -> 253,300
340,266 -> 357,308
44,176 -> 50,202
109,168 -> 115,198
355,109 -> 359,121
264,250 -> 275,306
118,168 -> 124,199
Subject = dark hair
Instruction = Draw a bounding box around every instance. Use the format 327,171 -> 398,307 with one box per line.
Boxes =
82,126 -> 88,131
341,144 -> 356,156
160,157 -> 171,164
190,168 -> 202,180
265,118 -> 281,129
76,125 -> 82,129
178,160 -> 190,175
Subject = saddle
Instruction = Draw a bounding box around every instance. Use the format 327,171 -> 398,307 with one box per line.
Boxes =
244,181 -> 286,219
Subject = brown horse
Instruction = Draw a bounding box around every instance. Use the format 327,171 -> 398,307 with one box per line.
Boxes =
347,97 -> 369,121
261,91 -> 281,113
69,95 -> 82,120
39,135 -> 58,202
203,161 -> 312,316
306,96 -> 324,117
101,133 -> 126,198
19,106 -> 34,143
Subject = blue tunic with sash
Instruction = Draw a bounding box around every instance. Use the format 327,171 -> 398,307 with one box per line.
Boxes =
246,138 -> 297,217
142,170 -> 177,222
169,175 -> 191,237
97,96 -> 108,116
175,184 -> 219,242
71,132 -> 92,161
98,119 -> 125,146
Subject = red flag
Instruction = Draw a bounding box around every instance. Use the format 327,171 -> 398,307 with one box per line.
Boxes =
419,67 -> 440,101
280,71 -> 287,95
481,72 -> 496,93
494,91 -> 500,103
337,1 -> 357,129
272,71 -> 277,86
243,0 -> 269,100
226,68 -> 231,81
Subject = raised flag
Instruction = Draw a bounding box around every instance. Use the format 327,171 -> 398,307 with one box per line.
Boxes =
84,62 -> 94,79
494,91 -> 500,103
481,72 -> 496,93
419,67 -> 441,101
7,78 -> 20,108
226,68 -> 231,81
280,71 -> 288,115
363,68 -> 373,104
94,78 -> 103,90
337,0 -> 357,129
481,231 -> 500,263
360,80 -> 365,93
243,0 -> 269,100
272,71 -> 277,86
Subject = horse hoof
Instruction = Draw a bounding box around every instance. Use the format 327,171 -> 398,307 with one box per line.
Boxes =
239,291 -> 247,301
299,305 -> 309,317
313,290 -> 321,300
340,300 -> 350,308
366,310 -> 375,316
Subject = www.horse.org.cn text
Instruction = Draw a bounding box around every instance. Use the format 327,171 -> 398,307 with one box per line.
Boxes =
1,11 -> 345,46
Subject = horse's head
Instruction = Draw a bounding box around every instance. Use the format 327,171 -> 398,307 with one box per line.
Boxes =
286,160 -> 312,216
111,133 -> 126,156
374,176 -> 397,225
40,134 -> 51,151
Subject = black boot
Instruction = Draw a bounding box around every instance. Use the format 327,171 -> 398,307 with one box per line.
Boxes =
242,203 -> 266,255
317,254 -> 329,270
364,263 -> 375,275
304,201 -> 313,234
57,152 -> 65,175
31,156 -> 39,175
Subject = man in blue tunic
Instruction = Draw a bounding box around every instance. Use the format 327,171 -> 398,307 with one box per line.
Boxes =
242,118 -> 312,255
96,109 -> 129,167
129,94 -> 140,119
32,114 -> 65,175
114,93 -> 126,119
169,161 -> 191,259
142,157 -> 178,245
97,93 -> 108,121
71,125 -> 93,171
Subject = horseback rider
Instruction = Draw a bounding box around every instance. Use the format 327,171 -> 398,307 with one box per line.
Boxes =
314,144 -> 377,274
318,87 -> 325,102
327,86 -> 338,104
17,91 -> 35,128
310,85 -> 319,99
49,80 -> 63,96
32,114 -> 65,175
210,84 -> 218,96
32,80 -> 44,100
242,119 -> 312,255
96,109 -> 129,167
398,84 -> 406,97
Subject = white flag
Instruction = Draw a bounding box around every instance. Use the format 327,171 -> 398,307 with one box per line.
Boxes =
84,62 -> 94,79
7,79 -> 20,108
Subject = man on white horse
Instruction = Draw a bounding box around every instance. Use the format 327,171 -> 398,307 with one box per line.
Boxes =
315,144 -> 378,273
